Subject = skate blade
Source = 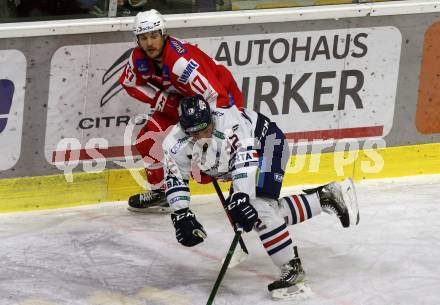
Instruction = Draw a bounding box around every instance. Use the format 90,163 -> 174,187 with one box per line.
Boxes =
222,246 -> 248,269
340,178 -> 360,226
271,281 -> 313,301
127,206 -> 171,214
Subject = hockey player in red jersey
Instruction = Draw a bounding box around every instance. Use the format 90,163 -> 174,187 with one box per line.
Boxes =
162,96 -> 360,300
119,9 -> 243,212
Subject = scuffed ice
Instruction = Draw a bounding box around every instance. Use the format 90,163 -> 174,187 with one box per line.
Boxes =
1,175 -> 440,305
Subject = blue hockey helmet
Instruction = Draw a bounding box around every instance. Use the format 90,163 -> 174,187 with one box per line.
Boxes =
179,95 -> 212,134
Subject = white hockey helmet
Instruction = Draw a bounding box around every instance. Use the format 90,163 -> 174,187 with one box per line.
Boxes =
133,9 -> 167,36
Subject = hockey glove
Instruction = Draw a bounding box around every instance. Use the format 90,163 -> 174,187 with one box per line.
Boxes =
171,208 -> 207,247
225,192 -> 258,232
154,91 -> 181,113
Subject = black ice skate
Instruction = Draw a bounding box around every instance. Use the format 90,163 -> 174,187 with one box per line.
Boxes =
268,247 -> 312,300
127,189 -> 170,213
304,178 -> 360,228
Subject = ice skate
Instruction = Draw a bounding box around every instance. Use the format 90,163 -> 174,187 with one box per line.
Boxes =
304,178 -> 360,227
127,189 -> 171,213
268,252 -> 312,300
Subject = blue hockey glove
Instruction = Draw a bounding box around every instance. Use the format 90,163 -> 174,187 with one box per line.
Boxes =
225,192 -> 258,232
171,208 -> 207,247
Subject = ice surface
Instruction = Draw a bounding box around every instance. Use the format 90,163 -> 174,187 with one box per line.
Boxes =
1,175 -> 440,305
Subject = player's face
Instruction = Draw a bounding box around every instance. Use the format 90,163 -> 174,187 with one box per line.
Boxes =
137,31 -> 165,60
190,123 -> 214,142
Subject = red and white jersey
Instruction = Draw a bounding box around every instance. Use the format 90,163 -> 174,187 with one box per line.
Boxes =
119,36 -> 243,109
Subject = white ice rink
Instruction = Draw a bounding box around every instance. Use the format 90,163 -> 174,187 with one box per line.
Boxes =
1,175 -> 440,305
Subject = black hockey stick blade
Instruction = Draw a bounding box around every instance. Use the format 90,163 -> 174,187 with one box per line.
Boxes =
206,227 -> 243,305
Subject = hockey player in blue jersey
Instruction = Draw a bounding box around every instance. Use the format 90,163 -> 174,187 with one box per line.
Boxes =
162,95 -> 360,300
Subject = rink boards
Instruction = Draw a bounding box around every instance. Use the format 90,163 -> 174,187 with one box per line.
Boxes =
0,2 -> 440,212
1,142 -> 439,213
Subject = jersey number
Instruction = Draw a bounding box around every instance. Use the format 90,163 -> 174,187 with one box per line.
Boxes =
125,66 -> 135,82
191,75 -> 208,94
229,134 -> 240,151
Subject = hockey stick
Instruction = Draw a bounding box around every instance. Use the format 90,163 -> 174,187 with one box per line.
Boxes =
211,178 -> 249,255
206,227 -> 243,305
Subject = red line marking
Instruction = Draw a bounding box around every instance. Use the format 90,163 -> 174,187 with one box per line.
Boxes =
52,145 -> 139,162
285,125 -> 384,142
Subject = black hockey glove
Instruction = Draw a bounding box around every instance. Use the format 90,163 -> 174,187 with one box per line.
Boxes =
171,208 -> 207,247
225,192 -> 258,232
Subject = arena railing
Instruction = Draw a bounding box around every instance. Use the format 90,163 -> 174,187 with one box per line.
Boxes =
0,0 -> 438,38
